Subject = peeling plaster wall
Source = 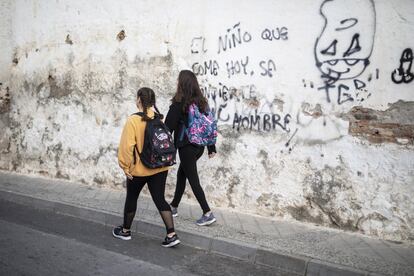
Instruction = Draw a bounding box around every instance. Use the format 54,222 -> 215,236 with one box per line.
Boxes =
0,0 -> 413,242
0,0 -> 13,155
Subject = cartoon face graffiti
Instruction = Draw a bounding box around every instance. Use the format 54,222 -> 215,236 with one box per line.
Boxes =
315,0 -> 376,82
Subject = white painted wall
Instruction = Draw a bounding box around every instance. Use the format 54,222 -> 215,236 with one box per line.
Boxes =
0,0 -> 413,241
0,0 -> 13,81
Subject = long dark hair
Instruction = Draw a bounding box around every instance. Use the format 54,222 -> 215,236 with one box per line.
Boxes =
137,87 -> 163,121
172,70 -> 208,113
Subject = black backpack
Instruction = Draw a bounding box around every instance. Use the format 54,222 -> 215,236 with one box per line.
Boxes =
133,112 -> 176,169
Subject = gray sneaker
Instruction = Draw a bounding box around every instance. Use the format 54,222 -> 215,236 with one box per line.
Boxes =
170,205 -> 178,217
196,212 -> 216,226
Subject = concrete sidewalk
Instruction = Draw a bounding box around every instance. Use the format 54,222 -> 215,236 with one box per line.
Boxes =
0,171 -> 413,276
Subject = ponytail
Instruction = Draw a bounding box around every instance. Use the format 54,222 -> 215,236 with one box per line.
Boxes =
137,87 -> 163,121
153,104 -> 164,120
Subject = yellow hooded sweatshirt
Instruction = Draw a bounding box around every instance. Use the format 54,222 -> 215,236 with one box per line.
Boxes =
118,109 -> 169,177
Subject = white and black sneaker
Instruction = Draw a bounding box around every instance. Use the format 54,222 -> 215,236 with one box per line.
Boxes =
112,225 -> 131,240
161,234 -> 181,248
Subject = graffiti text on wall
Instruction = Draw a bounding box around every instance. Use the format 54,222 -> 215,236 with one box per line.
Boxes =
191,22 -> 291,133
191,22 -> 286,80
200,81 -> 291,133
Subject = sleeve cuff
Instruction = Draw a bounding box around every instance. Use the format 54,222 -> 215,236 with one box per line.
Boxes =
207,145 -> 216,154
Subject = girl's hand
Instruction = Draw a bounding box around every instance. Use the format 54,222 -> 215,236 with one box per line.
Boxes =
125,172 -> 133,180
208,152 -> 216,159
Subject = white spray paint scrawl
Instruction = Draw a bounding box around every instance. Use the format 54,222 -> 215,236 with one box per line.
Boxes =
314,0 -> 376,83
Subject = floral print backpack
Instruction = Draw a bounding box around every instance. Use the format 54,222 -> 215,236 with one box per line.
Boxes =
181,103 -> 218,146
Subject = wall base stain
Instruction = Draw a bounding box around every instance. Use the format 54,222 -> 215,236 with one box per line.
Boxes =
0,85 -> 10,114
301,165 -> 362,231
48,74 -> 73,99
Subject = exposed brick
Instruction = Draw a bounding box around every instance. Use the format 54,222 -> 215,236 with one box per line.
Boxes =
348,101 -> 414,145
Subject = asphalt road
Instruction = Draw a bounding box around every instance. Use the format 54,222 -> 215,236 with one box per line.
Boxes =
0,199 -> 289,276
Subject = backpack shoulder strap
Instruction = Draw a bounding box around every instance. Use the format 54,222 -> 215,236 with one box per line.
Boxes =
133,112 -> 145,117
133,112 -> 162,121
153,112 -> 163,120
131,112 -> 145,164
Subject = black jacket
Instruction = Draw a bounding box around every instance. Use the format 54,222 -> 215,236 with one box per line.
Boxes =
165,101 -> 217,154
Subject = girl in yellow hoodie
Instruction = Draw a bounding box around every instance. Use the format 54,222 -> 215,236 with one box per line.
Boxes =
112,87 -> 180,248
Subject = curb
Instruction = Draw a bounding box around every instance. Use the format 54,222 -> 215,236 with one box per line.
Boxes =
0,189 -> 377,276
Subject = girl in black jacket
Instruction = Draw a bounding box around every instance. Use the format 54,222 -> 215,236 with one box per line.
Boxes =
165,70 -> 217,226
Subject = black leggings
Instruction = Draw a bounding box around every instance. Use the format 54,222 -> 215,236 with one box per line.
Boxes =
171,144 -> 211,214
123,171 -> 174,234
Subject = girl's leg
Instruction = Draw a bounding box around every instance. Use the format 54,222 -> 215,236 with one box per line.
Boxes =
147,171 -> 175,235
123,176 -> 146,229
170,163 -> 186,208
178,145 -> 211,214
